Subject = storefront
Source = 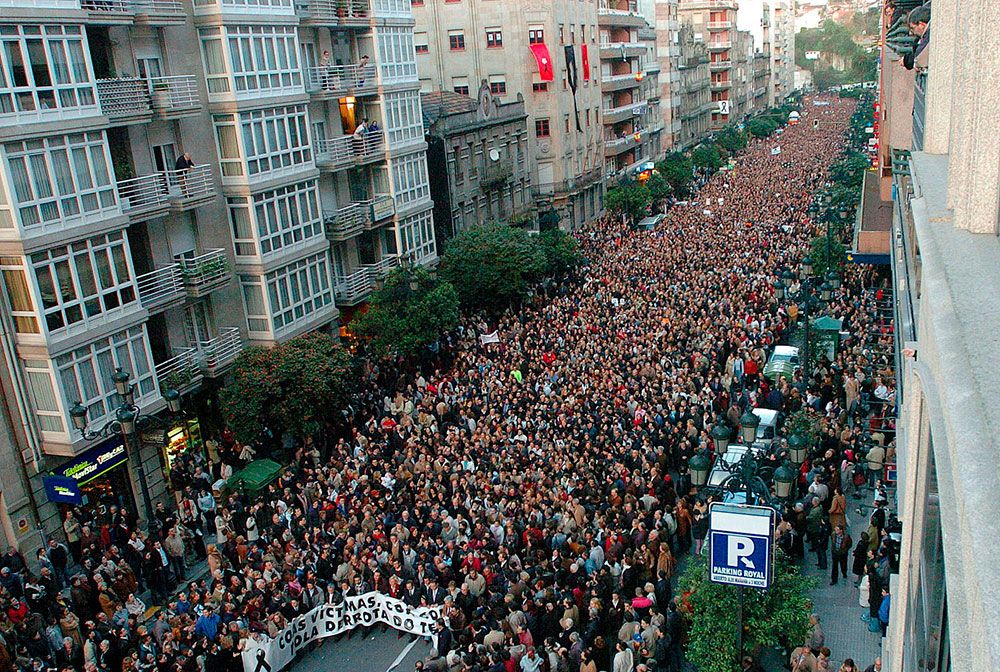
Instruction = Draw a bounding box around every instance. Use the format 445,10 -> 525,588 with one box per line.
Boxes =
42,438 -> 136,517
160,418 -> 205,492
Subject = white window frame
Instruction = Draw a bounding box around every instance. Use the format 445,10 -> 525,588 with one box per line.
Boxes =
2,131 -> 117,234
225,25 -> 302,96
0,24 -> 97,123
264,251 -> 334,334
390,152 -> 429,207
227,180 -> 322,259
30,231 -> 139,338
398,209 -> 435,263
239,104 -> 313,178
377,28 -> 417,85
382,91 -> 423,149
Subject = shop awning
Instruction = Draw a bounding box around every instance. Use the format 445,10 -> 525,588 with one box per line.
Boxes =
227,459 -> 283,494
529,43 -> 555,81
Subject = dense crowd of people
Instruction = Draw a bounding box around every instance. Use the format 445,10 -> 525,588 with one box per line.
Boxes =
0,94 -> 896,672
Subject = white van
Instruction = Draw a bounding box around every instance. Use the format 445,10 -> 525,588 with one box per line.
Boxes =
751,408 -> 780,449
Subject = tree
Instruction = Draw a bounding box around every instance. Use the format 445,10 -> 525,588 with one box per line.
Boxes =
747,117 -> 779,138
537,229 -> 584,277
810,233 -> 847,276
220,333 -> 356,445
645,173 -> 672,209
716,126 -> 748,155
691,144 -> 723,172
679,554 -> 815,672
438,221 -> 546,311
350,267 -> 460,357
656,152 -> 694,197
606,183 -> 652,223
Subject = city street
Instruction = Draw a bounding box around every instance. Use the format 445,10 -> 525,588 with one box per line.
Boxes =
292,631 -> 434,672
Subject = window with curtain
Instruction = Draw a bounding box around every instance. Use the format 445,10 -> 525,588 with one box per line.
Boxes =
240,105 -> 312,176
0,256 -> 39,333
199,29 -> 231,94
3,132 -> 116,231
0,24 -> 96,118
213,115 -> 244,177
239,274 -> 269,334
23,360 -> 63,433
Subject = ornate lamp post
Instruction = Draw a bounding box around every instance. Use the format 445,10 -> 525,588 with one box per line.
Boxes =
69,368 -> 182,522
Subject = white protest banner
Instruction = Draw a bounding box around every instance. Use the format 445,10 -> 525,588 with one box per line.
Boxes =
479,330 -> 500,345
242,592 -> 442,672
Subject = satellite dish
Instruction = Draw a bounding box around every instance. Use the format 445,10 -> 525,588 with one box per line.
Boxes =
489,148 -> 500,162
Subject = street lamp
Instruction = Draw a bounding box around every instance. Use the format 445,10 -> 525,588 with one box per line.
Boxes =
739,410 -> 760,445
781,269 -> 796,289
800,255 -> 814,279
773,461 -> 797,499
711,420 -> 731,456
787,433 -> 809,464
826,270 -> 841,291
68,368 -> 182,522
689,450 -> 712,487
773,280 -> 785,301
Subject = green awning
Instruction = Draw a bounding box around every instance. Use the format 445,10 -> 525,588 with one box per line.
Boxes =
227,459 -> 283,494
811,316 -> 843,331
763,361 -> 797,381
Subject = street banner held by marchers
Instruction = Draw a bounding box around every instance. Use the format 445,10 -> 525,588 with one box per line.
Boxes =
241,592 -> 442,672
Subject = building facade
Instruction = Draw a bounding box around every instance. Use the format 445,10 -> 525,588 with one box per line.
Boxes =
600,0 -> 664,180
422,87 -> 531,243
675,21 -> 712,149
0,0 -> 435,536
412,0 -> 604,229
863,1 -> 1000,671
654,0 -> 683,149
769,0 -> 795,103
679,0 -> 744,130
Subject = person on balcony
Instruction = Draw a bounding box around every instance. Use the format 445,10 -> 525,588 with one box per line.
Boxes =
902,5 -> 931,71
319,50 -> 334,91
174,152 -> 195,197
356,54 -> 371,88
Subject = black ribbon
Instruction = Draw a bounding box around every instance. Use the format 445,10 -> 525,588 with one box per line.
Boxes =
565,45 -> 582,133
254,649 -> 272,672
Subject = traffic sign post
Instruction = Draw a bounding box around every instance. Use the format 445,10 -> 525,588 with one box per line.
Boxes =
708,503 -> 776,668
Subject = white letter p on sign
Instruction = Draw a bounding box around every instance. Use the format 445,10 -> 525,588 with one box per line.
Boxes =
728,536 -> 756,569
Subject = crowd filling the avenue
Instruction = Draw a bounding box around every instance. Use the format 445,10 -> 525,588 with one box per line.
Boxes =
0,95 -> 896,672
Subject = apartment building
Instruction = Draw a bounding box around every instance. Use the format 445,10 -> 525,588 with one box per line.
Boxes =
859,1 -> 1000,670
0,0 -> 434,533
600,0 -> 664,180
422,87 -> 531,242
679,0 -> 742,130
654,0 -> 683,148
736,0 -> 772,110
674,21 -> 712,150
769,0 -> 795,103
412,0 -> 604,230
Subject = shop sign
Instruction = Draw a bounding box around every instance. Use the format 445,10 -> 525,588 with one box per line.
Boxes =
708,503 -> 775,589
42,475 -> 83,505
52,438 -> 128,486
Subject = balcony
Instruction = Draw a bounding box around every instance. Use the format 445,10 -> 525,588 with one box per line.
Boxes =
362,194 -> 395,228
96,78 -> 152,125
598,1 -> 647,28
81,0 -> 134,23
314,136 -> 355,171
644,62 -> 661,75
601,72 -> 643,92
135,264 -> 185,312
118,165 -> 215,219
193,0 -> 296,17
709,60 -> 732,71
604,130 -> 644,156
324,203 -> 369,241
154,348 -> 203,394
149,76 -> 200,118
710,80 -> 732,91
363,254 -> 399,278
913,70 -> 927,151
199,327 -> 243,377
333,267 -> 375,305
708,41 -> 732,51
481,160 -> 514,190
600,42 -> 647,59
296,0 -> 371,27
354,131 -> 385,164
706,21 -> 733,30
131,0 -> 185,24
304,64 -> 378,99
602,101 -> 647,124
178,249 -> 229,298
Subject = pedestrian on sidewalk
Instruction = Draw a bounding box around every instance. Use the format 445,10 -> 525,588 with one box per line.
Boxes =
851,532 -> 869,584
830,525 -> 853,585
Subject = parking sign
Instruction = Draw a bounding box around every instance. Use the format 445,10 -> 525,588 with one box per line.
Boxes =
708,503 -> 775,589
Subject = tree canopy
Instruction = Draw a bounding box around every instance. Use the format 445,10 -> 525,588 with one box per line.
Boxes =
747,116 -> 780,138
537,228 -> 584,277
438,221 -> 546,311
606,183 -> 652,223
350,266 -> 460,357
656,152 -> 694,197
691,144 -> 723,172
715,126 -> 748,155
220,333 -> 356,445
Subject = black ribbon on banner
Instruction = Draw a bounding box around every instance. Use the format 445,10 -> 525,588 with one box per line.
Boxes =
564,45 -> 582,133
254,650 -> 272,672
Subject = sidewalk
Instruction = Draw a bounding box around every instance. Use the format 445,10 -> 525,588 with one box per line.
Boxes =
801,495 -> 883,671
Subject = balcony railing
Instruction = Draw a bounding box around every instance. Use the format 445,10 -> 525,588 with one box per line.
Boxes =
603,102 -> 647,124
710,80 -> 732,90
135,264 -> 184,312
178,248 -> 229,298
131,0 -> 185,22
149,76 -> 200,116
304,64 -> 377,96
362,254 -> 399,278
296,0 -> 371,24
708,41 -> 732,50
164,165 -> 215,206
361,194 -> 396,226
706,21 -> 733,29
155,348 -> 203,393
602,72 -> 640,85
324,203 -> 369,241
482,160 -> 514,189
354,130 -> 385,162
913,70 -> 927,151
199,327 -> 243,376
334,268 -> 375,305
96,78 -> 151,122
118,172 -> 169,216
314,135 -> 355,169
709,60 -> 732,70
81,0 -> 134,21
600,41 -> 646,52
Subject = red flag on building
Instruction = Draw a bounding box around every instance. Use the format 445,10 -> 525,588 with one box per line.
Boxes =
581,44 -> 590,81
529,43 -> 555,81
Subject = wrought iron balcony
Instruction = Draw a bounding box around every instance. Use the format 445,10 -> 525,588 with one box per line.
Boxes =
135,264 -> 185,312
304,64 -> 378,98
96,78 -> 151,124
323,203 -> 369,241
198,327 -> 243,377
149,76 -> 200,117
154,348 -> 203,393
